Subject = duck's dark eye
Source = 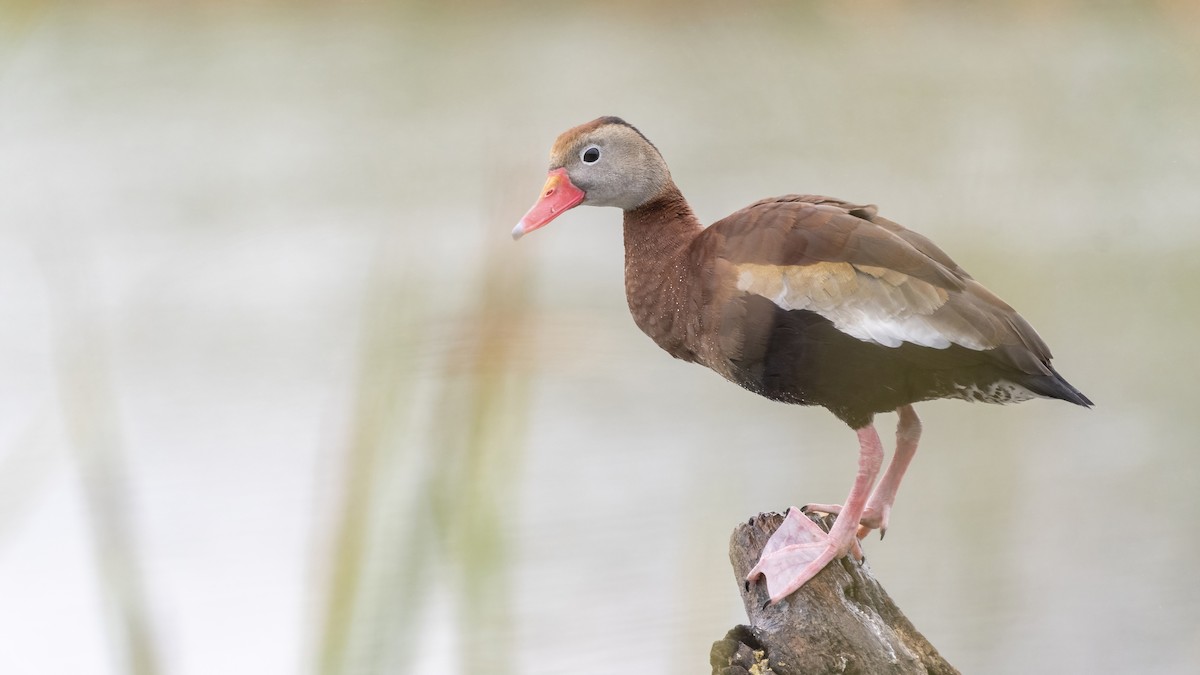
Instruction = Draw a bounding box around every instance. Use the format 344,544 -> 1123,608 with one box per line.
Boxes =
581,146 -> 601,164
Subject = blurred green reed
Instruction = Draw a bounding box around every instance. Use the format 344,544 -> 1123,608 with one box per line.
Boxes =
316,236 -> 423,675
427,239 -> 531,675
318,217 -> 531,674
42,249 -> 161,675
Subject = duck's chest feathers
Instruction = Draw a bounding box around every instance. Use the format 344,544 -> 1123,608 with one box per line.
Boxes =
624,252 -> 699,362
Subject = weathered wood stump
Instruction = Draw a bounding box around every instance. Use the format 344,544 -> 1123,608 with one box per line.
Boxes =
711,512 -> 959,675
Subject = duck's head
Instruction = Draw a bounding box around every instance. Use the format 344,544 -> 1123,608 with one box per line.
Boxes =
512,116 -> 670,240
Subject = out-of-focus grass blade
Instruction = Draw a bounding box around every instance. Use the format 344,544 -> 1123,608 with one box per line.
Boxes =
423,220 -> 532,675
317,173 -> 534,674
40,246 -> 160,675
316,235 -> 430,675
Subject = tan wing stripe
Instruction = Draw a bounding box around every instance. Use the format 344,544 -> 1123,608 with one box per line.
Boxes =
731,262 -> 998,350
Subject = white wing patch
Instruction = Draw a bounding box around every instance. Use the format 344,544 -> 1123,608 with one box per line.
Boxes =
735,262 -> 991,350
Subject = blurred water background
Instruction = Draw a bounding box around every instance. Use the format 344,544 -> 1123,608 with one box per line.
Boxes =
1,1 -> 1198,673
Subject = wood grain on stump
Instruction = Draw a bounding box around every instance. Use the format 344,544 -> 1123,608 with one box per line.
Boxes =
712,512 -> 959,675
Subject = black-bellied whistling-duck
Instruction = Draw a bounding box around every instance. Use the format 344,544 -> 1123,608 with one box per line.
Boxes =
512,116 -> 1091,604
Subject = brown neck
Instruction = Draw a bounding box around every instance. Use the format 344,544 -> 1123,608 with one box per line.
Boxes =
622,182 -> 702,262
621,182 -> 704,361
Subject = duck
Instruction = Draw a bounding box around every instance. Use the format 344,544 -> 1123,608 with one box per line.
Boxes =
512,116 -> 1091,604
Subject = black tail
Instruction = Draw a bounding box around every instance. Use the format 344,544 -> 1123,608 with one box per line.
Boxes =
1024,367 -> 1093,407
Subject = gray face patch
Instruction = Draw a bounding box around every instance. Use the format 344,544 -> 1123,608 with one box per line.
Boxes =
552,124 -> 670,211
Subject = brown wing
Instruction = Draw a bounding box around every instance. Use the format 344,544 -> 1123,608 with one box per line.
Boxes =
693,195 -> 1055,375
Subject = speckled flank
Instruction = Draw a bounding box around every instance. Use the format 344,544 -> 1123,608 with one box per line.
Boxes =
953,381 -> 1038,404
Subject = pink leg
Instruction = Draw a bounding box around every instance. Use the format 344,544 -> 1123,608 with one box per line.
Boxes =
802,405 -> 922,539
746,424 -> 884,604
860,405 -> 921,538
